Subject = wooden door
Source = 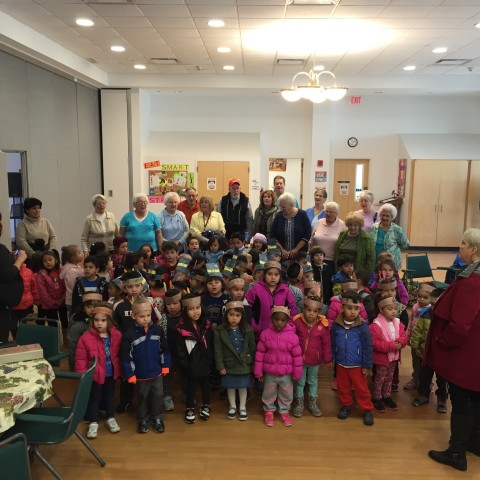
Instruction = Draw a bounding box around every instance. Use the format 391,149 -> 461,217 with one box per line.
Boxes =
197,161 -> 250,206
466,161 -> 480,230
408,161 -> 440,247
333,159 -> 369,218
436,161 -> 468,247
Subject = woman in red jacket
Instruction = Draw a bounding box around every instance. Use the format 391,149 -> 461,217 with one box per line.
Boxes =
425,228 -> 480,472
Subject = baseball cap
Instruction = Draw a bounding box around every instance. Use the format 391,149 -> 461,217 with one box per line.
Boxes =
229,178 -> 241,187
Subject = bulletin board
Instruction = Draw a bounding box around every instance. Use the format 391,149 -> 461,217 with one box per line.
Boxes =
147,163 -> 193,203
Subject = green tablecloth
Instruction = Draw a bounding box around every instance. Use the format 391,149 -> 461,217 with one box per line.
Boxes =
0,358 -> 55,434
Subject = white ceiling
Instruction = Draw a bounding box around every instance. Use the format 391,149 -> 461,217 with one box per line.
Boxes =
1,0 -> 480,96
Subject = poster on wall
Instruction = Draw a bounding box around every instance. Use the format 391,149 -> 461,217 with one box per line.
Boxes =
315,171 -> 327,183
148,163 -> 191,203
339,181 -> 349,195
268,158 -> 287,172
397,159 -> 407,197
207,178 -> 216,190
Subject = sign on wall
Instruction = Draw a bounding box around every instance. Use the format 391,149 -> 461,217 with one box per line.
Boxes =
147,163 -> 193,203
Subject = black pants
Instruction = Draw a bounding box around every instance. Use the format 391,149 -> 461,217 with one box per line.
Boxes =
85,377 -> 116,422
39,306 -> 68,329
137,376 -> 164,422
9,308 -> 33,339
186,375 -> 210,409
0,309 -> 10,343
419,364 -> 447,401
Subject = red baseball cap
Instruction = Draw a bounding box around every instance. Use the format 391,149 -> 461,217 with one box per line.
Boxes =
228,178 -> 241,187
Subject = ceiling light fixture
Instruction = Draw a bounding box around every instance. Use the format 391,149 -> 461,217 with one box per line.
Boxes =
223,65 -> 235,71
217,47 -> 231,53
208,19 -> 225,28
281,66 -> 347,103
111,45 -> 125,52
403,65 -> 416,71
76,18 -> 94,27
134,64 -> 146,70
432,47 -> 447,54
475,23 -> 480,29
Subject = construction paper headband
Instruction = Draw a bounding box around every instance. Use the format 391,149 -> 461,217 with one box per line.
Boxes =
165,292 -> 182,304
378,296 -> 397,310
225,300 -> 244,310
206,263 -> 223,279
93,306 -> 113,316
264,261 -> 281,271
304,280 -> 321,295
132,301 -> 152,314
182,296 -> 202,308
342,297 -> 361,306
418,283 -> 435,293
341,281 -> 358,292
82,292 -> 103,303
304,297 -> 323,309
122,276 -> 144,286
378,279 -> 397,290
228,277 -> 245,288
303,262 -> 313,274
272,305 -> 290,316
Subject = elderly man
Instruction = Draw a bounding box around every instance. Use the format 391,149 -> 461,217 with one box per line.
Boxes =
273,175 -> 299,208
178,187 -> 200,224
216,178 -> 253,240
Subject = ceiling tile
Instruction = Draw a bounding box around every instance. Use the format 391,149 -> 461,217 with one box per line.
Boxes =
149,17 -> 196,28
193,17 -> 239,28
198,28 -> 241,38
428,5 -> 480,18
138,4 -> 191,17
187,5 -> 238,17
157,28 -> 200,37
88,4 -> 144,17
104,16 -> 152,28
239,6 -> 285,18
332,5 -> 386,18
380,5 -> 436,17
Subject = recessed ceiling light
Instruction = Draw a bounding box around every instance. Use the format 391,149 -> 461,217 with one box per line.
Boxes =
475,22 -> 480,29
76,18 -> 94,27
223,65 -> 235,71
313,64 -> 325,71
208,19 -> 225,28
403,65 -> 416,71
217,47 -> 231,53
134,64 -> 146,70
432,47 -> 447,54
111,45 -> 125,52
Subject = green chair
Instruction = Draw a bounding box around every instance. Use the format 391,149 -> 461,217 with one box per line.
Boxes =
401,252 -> 449,288
0,433 -> 32,480
7,359 -> 106,480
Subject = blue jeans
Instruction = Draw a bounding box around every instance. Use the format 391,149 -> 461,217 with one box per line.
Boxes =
295,365 -> 320,398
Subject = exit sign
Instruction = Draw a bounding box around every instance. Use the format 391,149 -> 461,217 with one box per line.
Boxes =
350,96 -> 362,104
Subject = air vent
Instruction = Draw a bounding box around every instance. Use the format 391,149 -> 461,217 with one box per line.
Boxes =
85,57 -> 97,63
277,59 -> 305,66
434,59 -> 470,66
290,0 -> 337,5
149,58 -> 179,65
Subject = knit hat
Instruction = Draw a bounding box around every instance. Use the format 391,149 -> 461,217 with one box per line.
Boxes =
251,233 -> 267,245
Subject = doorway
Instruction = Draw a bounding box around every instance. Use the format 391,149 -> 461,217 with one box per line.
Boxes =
333,159 -> 369,216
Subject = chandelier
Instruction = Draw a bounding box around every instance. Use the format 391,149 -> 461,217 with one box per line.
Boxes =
281,69 -> 348,103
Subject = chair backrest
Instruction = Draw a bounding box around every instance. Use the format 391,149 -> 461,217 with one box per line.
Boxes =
405,253 -> 434,280
0,433 -> 32,480
16,318 -> 61,365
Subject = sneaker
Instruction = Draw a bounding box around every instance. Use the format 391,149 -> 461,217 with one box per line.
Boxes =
279,412 -> 293,427
382,397 -> 398,411
437,401 -> 448,414
115,401 -> 131,414
151,418 -> 165,433
330,379 -> 338,390
239,409 -> 248,421
403,379 -> 417,390
137,420 -> 149,433
106,417 -> 120,434
373,399 -> 385,413
412,396 -> 429,407
184,409 -> 196,424
391,383 -> 399,393
163,395 -> 175,411
363,410 -> 374,426
227,407 -> 236,420
337,406 -> 351,420
199,405 -> 211,421
87,422 -> 98,439
264,411 -> 274,427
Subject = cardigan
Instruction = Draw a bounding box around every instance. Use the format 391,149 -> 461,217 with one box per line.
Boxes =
270,209 -> 311,252
80,211 -> 119,252
333,229 -> 375,272
190,211 -> 226,241
369,222 -> 409,271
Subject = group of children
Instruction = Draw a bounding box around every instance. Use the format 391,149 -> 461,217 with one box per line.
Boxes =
9,228 -> 446,436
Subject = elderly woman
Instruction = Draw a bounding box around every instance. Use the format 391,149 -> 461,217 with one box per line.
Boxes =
251,189 -> 278,237
80,194 -> 119,254
425,228 -> 480,472
15,197 -> 57,257
190,195 -> 226,243
157,192 -> 189,247
369,203 -> 409,271
305,187 -> 328,231
354,190 -> 377,233
333,212 -> 375,272
119,193 -> 163,252
310,201 -> 345,302
270,192 -> 311,259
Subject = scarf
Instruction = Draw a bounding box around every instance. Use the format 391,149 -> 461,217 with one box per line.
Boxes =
373,313 -> 400,362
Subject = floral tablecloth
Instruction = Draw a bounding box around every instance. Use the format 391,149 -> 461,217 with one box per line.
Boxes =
0,358 -> 55,434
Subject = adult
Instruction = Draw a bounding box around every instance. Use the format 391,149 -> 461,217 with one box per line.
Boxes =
270,193 -> 311,259
190,196 -> 226,243
310,202 -> 345,302
305,187 -> 327,231
333,213 -> 375,272
273,175 -> 299,208
119,193 -> 163,253
80,194 -> 119,254
178,187 -> 200,225
157,192 -> 189,248
369,203 -> 409,271
425,228 -> 480,472
216,178 -> 253,240
354,190 -> 377,233
15,197 -> 57,257
251,189 -> 278,237
0,212 -> 27,343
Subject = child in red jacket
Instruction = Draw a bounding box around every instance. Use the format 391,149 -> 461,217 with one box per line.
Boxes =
292,294 -> 331,418
75,302 -> 122,439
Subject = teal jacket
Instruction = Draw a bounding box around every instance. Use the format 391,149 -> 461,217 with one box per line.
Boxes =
214,324 -> 256,375
333,229 -> 375,272
369,222 -> 409,270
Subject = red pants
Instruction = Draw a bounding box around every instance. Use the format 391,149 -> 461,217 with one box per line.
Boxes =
337,365 -> 374,411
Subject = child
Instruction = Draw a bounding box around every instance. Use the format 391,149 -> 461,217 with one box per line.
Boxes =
411,288 -> 447,412
190,269 -> 207,295
112,236 -> 128,268
355,268 -> 375,323
186,236 -> 201,257
121,298 -> 170,434
327,280 -> 368,326
331,255 -> 354,296
140,243 -> 157,270
245,261 -> 297,339
250,233 -> 267,252
226,276 -> 252,324
229,232 -> 246,253
292,295 -> 331,417
310,246 -> 329,303
175,294 -> 214,424
331,291 -> 374,426
205,235 -> 225,264
107,278 -> 124,307
75,302 -> 122,439
148,265 -> 169,299
95,252 -> 113,282
159,241 -> 179,283
60,245 -> 84,316
369,295 -> 407,413
202,264 -> 228,328
72,255 -> 108,312
370,258 -> 409,306
254,306 -> 303,427
214,300 -> 256,420
287,262 -> 304,290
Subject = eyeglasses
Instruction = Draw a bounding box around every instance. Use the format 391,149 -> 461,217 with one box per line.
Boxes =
325,210 -> 337,214
135,200 -> 148,205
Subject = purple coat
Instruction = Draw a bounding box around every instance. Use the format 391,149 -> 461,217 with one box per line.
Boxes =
245,281 -> 297,337
253,323 -> 303,380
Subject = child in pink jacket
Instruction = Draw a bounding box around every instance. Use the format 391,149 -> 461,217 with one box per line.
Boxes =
254,306 -> 303,428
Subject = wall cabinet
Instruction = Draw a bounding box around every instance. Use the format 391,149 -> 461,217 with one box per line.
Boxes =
408,160 -> 469,247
